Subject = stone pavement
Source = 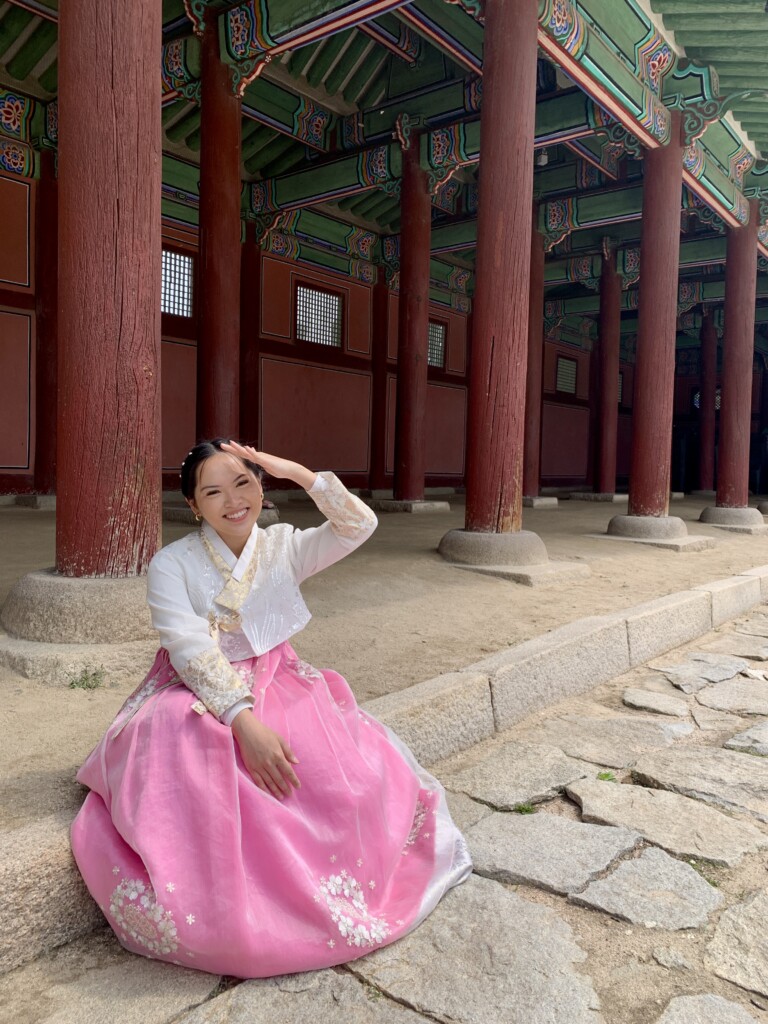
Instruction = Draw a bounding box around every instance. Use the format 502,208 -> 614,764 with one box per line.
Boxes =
6,608 -> 768,1022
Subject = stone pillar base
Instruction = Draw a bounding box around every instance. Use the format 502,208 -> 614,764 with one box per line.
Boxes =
1,570 -> 154,644
15,494 -> 57,510
570,493 -> 629,503
603,514 -> 716,551
670,492 -> 685,500
437,528 -> 590,585
699,506 -> 768,535
369,499 -> 451,514
608,514 -> 688,539
522,496 -> 559,508
690,490 -> 716,499
758,502 -> 768,516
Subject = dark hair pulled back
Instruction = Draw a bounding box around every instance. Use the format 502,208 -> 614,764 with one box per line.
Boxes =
180,439 -> 264,499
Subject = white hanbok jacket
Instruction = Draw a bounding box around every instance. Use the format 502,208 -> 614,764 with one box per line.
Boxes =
142,472 -> 377,722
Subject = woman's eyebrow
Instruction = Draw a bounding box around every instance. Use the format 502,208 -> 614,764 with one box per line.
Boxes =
200,473 -> 249,491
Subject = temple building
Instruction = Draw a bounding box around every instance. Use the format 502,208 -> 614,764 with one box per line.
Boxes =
1,0 -> 768,578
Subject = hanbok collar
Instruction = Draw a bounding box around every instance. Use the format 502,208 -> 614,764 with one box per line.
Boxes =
201,520 -> 260,582
201,520 -> 261,616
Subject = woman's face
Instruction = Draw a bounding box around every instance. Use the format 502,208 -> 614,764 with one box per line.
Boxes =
189,452 -> 263,554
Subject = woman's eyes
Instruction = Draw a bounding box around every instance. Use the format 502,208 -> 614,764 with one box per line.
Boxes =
237,480 -> 248,487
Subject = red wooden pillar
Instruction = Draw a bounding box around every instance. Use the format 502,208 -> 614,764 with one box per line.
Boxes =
239,221 -> 260,444
393,140 -> 431,501
698,312 -> 717,492
197,17 -> 242,440
597,253 -> 621,494
716,201 -> 759,508
626,113 -> 683,519
369,277 -> 391,490
34,148 -> 57,495
56,0 -> 161,576
523,222 -> 545,498
464,0 -> 538,533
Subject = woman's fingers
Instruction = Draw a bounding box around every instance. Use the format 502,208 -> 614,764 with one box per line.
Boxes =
264,760 -> 292,798
279,737 -> 300,766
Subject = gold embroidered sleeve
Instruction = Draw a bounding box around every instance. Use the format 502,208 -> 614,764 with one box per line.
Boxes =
179,647 -> 254,720
310,471 -> 378,541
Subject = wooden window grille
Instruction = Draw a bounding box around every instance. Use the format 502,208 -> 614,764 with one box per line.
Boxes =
427,321 -> 446,368
296,284 -> 342,347
618,371 -> 623,405
556,356 -> 577,394
161,249 -> 194,317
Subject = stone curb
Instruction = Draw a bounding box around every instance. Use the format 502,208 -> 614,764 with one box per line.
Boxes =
3,564 -> 768,976
0,812 -> 105,975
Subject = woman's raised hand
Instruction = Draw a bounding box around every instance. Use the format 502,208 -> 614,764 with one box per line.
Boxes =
220,441 -> 316,491
231,710 -> 301,800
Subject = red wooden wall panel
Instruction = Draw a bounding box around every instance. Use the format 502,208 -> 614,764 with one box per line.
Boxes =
0,309 -> 33,468
0,174 -> 32,290
161,339 -> 197,470
260,356 -> 372,472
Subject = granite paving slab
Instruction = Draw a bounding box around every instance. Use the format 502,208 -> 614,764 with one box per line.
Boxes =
350,874 -> 603,1024
0,931 -> 219,1024
518,715 -> 694,769
735,618 -> 768,639
724,721 -> 768,756
652,653 -> 749,694
623,689 -> 690,717
654,994 -> 758,1024
696,678 -> 768,716
651,948 -> 692,971
441,741 -> 589,809
705,892 -> 768,999
566,778 -> 768,866
465,809 -> 641,894
569,847 -> 724,929
632,747 -> 768,823
700,634 -> 768,661
691,706 -> 748,732
444,791 -> 493,833
175,970 -> 431,1024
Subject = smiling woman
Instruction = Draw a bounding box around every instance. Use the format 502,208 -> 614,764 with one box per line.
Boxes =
70,438 -> 471,979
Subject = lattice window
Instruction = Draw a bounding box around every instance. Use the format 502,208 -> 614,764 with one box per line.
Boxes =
692,387 -> 722,411
618,371 -> 623,405
428,321 -> 446,368
556,356 -> 577,394
296,284 -> 342,347
161,249 -> 194,317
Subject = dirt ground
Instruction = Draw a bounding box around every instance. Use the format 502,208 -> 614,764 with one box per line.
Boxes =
2,494 -> 768,829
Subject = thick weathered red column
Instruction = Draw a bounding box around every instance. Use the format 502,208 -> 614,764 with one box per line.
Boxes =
393,140 -> 431,501
56,0 -> 161,576
597,252 -> 621,494
239,221 -> 260,444
197,18 -> 242,440
625,114 -> 683,520
698,312 -> 717,492
523,222 -> 545,499
464,0 -> 538,533
369,277 -> 391,490
34,148 -> 57,495
716,201 -> 759,508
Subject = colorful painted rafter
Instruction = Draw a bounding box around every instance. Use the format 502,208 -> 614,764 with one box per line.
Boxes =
222,0 -> 414,94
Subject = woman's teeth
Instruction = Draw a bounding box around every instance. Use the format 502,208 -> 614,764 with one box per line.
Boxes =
224,509 -> 248,522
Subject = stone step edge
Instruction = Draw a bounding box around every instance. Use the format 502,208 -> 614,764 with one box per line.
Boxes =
3,564 -> 767,977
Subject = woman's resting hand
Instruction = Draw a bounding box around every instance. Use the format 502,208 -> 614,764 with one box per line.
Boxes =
231,710 -> 301,799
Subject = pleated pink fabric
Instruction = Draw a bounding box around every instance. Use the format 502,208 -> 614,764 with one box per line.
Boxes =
72,643 -> 471,978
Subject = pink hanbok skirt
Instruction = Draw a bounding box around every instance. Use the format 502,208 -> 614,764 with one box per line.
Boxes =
71,643 -> 472,978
